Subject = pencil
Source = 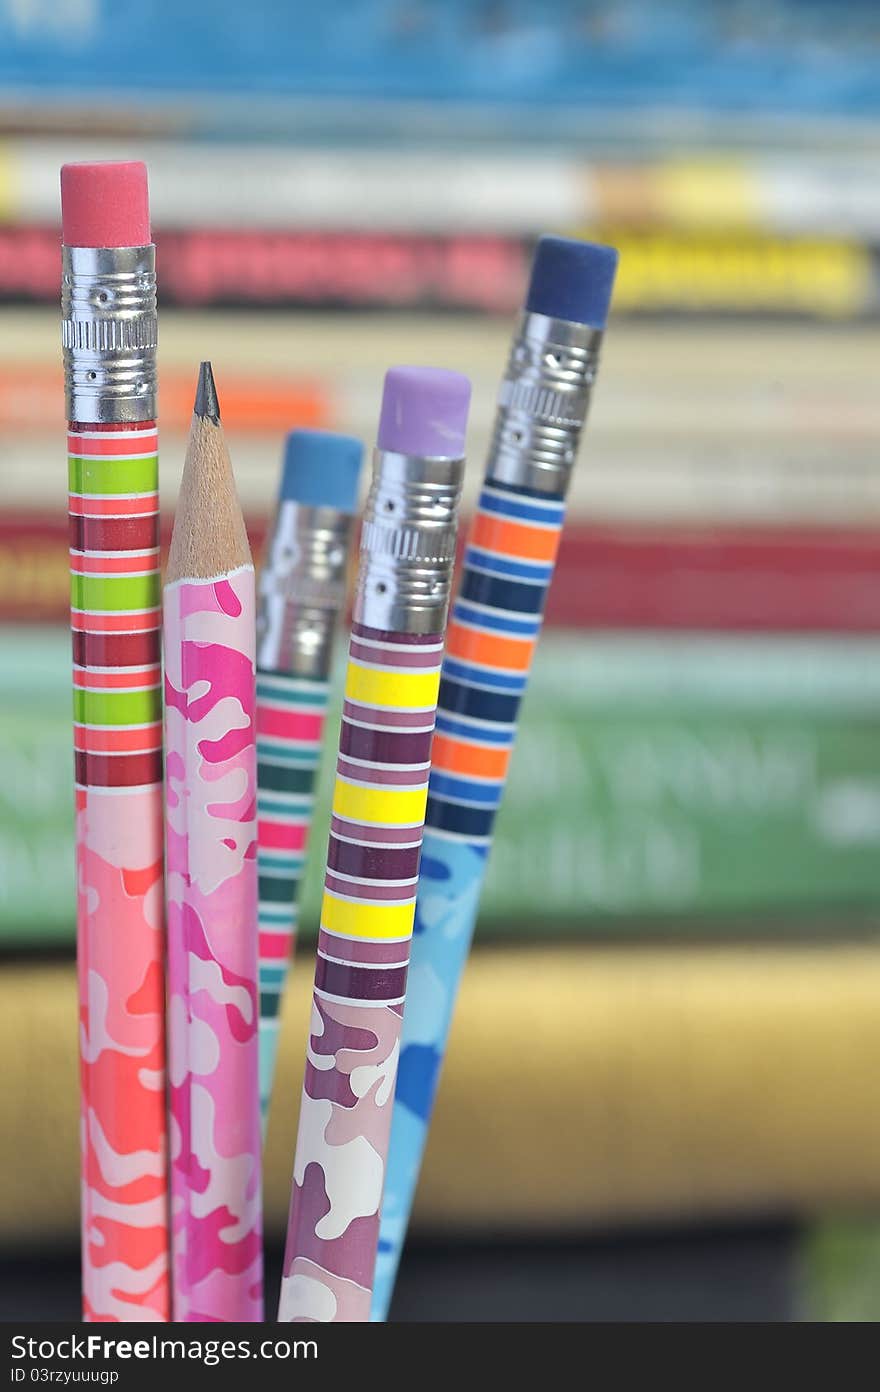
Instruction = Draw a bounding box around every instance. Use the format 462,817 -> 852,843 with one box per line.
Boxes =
372,237 -> 620,1319
256,430 -> 363,1136
278,366 -> 470,1323
61,160 -> 170,1322
164,362 -> 263,1322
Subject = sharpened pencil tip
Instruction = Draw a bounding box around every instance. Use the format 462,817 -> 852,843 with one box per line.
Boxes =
194,361 -> 220,423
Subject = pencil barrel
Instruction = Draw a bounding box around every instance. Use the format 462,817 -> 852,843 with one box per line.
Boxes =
164,566 -> 263,1321
278,623 -> 444,1323
69,420 -> 170,1321
255,669 -> 330,1132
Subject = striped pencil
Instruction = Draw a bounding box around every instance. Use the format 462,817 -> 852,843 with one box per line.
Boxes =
372,237 -> 619,1319
256,429 -> 363,1135
278,367 -> 470,1323
164,363 -> 263,1322
61,161 -> 170,1322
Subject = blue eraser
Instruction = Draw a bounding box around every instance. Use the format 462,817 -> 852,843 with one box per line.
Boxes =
279,428 -> 363,512
525,235 -> 619,328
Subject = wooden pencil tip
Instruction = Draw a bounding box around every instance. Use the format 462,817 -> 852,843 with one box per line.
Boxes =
194,360 -> 220,423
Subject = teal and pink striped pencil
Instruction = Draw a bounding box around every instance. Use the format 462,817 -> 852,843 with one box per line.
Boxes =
255,430 -> 363,1133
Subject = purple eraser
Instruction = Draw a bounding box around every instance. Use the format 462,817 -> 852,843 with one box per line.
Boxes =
377,366 -> 471,457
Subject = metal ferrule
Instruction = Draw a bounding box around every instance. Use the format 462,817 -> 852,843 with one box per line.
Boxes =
487,310 -> 603,497
354,449 -> 465,635
257,502 -> 355,680
61,244 -> 157,423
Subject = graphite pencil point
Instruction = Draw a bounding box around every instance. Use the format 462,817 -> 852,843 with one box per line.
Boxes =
194,360 -> 220,423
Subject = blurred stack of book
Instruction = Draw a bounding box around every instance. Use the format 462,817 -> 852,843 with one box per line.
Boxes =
6,516 -> 880,947
3,0 -> 880,1309
2,3 -> 880,322
1,138 -> 879,318
6,318 -> 880,1249
2,313 -> 880,951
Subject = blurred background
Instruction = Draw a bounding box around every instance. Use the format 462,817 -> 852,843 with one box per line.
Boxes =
2,0 -> 880,1322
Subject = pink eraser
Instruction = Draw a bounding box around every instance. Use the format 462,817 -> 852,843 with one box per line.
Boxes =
61,161 -> 151,248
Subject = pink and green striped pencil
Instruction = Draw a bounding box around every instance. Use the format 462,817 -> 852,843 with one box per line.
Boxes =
62,159 -> 170,1322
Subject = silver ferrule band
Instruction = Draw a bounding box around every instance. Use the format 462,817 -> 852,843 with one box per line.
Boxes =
61,244 -> 158,423
257,501 -> 355,679
487,311 -> 603,497
354,448 -> 465,636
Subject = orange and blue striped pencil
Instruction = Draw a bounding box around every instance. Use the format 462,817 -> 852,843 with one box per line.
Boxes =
373,236 -> 620,1319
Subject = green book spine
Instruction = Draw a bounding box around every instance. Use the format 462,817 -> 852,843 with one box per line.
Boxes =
6,630 -> 880,945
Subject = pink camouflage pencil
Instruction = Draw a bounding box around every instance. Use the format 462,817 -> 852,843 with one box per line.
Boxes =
164,363 -> 263,1321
